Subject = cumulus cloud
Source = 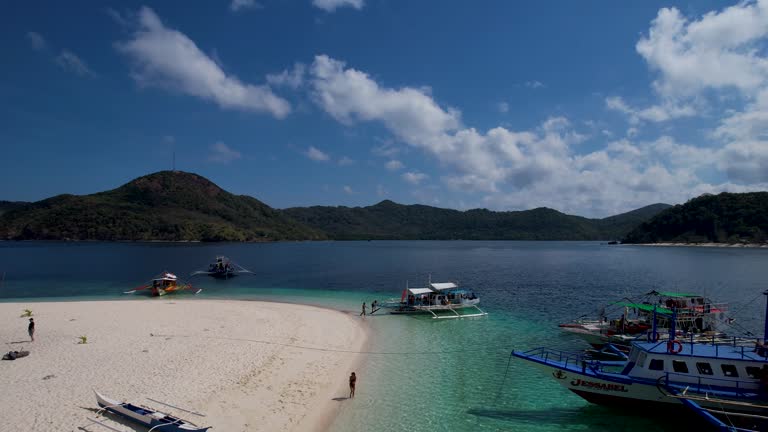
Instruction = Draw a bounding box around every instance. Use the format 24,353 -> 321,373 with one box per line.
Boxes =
307,53 -> 768,216
402,171 -> 429,185
55,50 -> 95,77
636,1 -> 768,97
497,102 -> 509,113
385,160 -> 404,171
343,185 -> 355,194
266,63 -> 306,89
525,80 -> 545,89
116,7 -> 290,118
338,156 -> 355,166
209,141 -> 242,163
230,0 -> 262,12
312,0 -> 364,12
305,146 -> 330,161
26,31 -> 46,50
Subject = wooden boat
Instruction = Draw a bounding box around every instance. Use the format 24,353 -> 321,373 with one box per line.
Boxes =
124,272 -> 200,297
513,291 -> 768,430
92,390 -> 210,432
379,278 -> 487,319
190,256 -> 253,279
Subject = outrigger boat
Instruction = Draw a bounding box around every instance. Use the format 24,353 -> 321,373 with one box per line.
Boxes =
124,272 -> 200,297
380,279 -> 487,319
559,291 -> 731,350
85,390 -> 210,432
513,291 -> 768,431
190,256 -> 253,279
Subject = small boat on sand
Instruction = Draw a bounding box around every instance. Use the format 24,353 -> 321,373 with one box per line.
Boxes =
190,256 -> 253,279
91,390 -> 210,432
124,272 -> 200,297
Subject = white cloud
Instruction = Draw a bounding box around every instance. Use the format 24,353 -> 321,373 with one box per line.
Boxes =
376,184 -> 388,197
307,53 -> 768,216
209,141 -> 242,163
525,80 -> 545,89
305,146 -> 330,161
230,0 -> 262,12
312,0 -> 364,12
385,160 -> 404,171
343,185 -> 355,194
402,171 -> 429,185
26,32 -> 46,51
338,156 -> 355,166
55,50 -> 95,77
116,7 -> 290,118
266,63 -> 306,89
637,2 -> 768,98
605,96 -> 695,124
497,102 -> 509,113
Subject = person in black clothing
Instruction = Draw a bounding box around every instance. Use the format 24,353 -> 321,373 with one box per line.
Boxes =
28,318 -> 35,342
349,372 -> 357,398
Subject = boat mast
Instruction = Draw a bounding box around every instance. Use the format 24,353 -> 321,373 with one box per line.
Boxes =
763,289 -> 768,344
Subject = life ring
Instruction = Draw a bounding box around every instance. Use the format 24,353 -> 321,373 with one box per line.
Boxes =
648,332 -> 660,342
667,339 -> 683,354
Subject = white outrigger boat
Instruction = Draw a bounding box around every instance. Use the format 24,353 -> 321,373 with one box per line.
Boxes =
380,280 -> 487,319
513,291 -> 768,431
190,256 -> 253,279
84,390 -> 210,432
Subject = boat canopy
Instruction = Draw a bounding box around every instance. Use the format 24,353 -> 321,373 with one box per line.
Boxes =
657,291 -> 701,298
430,282 -> 458,290
615,302 -> 673,315
408,288 -> 434,295
154,273 -> 177,281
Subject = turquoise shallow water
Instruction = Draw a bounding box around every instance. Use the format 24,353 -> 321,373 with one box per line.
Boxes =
1,241 -> 766,431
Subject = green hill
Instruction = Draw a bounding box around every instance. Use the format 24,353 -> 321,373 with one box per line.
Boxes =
0,171 -> 325,241
283,201 -> 671,240
0,201 -> 29,216
622,192 -> 768,244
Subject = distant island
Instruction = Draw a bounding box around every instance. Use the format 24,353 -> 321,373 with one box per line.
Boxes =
4,171 -> 763,244
622,192 -> 768,245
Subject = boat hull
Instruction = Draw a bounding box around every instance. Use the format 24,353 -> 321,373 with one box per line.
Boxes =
95,391 -> 209,432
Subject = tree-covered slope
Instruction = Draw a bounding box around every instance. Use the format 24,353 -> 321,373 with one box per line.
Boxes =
0,171 -> 325,241
283,200 -> 670,240
622,192 -> 768,244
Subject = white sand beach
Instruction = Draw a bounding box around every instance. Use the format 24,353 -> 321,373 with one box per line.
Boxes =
0,299 -> 367,432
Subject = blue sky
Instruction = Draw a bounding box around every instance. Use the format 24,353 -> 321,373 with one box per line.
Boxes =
2,0 -> 767,217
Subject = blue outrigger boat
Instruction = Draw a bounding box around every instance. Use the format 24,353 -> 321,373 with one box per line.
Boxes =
513,290 -> 768,431
90,390 -> 210,432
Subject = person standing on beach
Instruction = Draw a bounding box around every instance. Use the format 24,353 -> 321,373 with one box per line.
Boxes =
349,372 -> 357,398
28,318 -> 35,342
361,302 -> 366,316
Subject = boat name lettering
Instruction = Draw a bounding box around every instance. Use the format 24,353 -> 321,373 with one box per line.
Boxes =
570,379 -> 629,392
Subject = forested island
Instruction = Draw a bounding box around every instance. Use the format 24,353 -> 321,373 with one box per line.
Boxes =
622,192 -> 768,244
2,171 -> 765,243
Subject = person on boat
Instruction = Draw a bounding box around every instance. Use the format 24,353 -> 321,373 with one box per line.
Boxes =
28,318 -> 34,342
349,372 -> 357,398
619,314 -> 626,333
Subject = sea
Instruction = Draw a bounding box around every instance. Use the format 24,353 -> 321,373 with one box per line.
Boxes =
1,241 -> 766,432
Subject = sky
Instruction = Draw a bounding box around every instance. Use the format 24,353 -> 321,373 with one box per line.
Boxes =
2,0 -> 768,217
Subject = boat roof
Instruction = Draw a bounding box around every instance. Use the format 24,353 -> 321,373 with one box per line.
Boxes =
616,302 -> 673,315
657,291 -> 702,298
634,341 -> 768,362
430,282 -> 458,290
408,288 -> 434,295
153,272 -> 177,281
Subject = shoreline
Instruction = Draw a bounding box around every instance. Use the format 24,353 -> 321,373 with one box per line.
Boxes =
633,242 -> 768,248
0,299 -> 369,432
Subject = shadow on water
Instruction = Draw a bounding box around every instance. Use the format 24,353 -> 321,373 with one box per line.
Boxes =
467,406 -> 688,431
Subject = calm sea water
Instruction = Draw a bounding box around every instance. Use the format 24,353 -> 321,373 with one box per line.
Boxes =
1,241 -> 766,431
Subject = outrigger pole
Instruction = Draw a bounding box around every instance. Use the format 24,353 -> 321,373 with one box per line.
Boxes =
763,289 -> 768,344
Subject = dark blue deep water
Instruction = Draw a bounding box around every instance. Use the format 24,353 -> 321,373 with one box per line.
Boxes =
1,241 -> 766,431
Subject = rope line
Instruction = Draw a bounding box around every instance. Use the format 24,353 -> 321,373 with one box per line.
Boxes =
149,333 -> 510,355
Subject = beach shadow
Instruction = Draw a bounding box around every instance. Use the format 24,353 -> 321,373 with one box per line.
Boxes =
78,406 -> 146,432
8,340 -> 29,344
332,397 -> 350,402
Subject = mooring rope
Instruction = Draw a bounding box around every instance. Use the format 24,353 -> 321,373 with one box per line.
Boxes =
492,351 -> 515,404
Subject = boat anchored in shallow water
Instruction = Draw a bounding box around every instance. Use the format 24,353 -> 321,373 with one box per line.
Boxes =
86,390 -> 210,432
191,256 -> 253,279
124,272 -> 200,297
380,279 -> 487,319
514,291 -> 768,431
